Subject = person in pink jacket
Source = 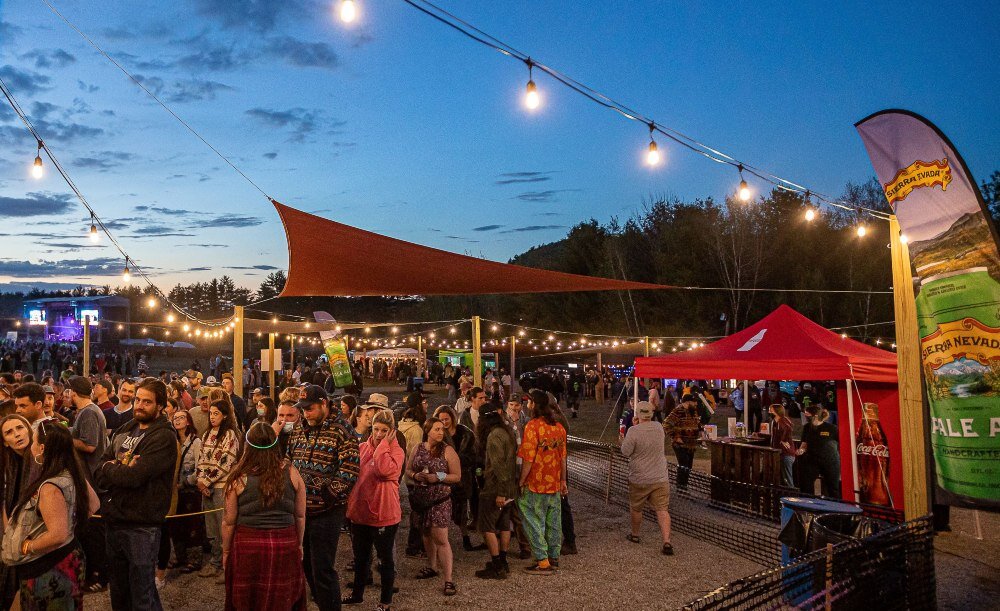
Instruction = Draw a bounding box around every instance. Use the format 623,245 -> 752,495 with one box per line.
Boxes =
344,410 -> 405,611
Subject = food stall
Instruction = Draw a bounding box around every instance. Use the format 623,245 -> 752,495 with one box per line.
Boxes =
634,305 -> 904,516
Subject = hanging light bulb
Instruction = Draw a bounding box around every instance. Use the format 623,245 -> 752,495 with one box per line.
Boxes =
737,165 -> 751,202
339,0 -> 357,23
804,208 -> 816,222
645,123 -> 660,166
899,233 -> 909,245
89,213 -> 99,241
857,224 -> 867,238
122,258 -> 131,283
31,141 -> 43,179
147,298 -> 156,308
524,60 -> 540,110
182,323 -> 190,332
167,313 -> 175,323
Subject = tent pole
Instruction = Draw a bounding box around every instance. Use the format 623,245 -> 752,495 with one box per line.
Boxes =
472,316 -> 483,387
643,335 -> 650,357
268,333 -> 276,402
289,334 -> 295,376
509,336 -> 516,398
82,315 -> 91,377
890,215 -> 929,520
742,379 -> 749,425
417,336 -> 423,377
234,306 -> 244,399
846,379 -> 860,503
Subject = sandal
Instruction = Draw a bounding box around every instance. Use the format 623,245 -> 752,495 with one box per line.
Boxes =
83,581 -> 107,594
626,534 -> 641,544
414,567 -> 439,580
443,581 -> 457,596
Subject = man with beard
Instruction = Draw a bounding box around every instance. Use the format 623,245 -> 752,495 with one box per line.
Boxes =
104,378 -> 135,432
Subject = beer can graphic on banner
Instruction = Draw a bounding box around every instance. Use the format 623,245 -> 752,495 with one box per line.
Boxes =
917,267 -> 1000,501
856,402 -> 893,507
314,311 -> 355,389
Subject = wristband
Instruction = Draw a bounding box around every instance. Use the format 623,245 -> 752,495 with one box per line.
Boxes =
21,539 -> 31,555
436,471 -> 446,482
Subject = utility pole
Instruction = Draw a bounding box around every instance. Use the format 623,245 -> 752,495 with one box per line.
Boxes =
234,306 -> 244,398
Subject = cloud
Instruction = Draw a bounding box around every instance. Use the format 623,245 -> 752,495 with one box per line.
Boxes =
43,242 -> 106,249
0,257 -> 122,278
166,79 -> 235,103
134,205 -> 197,215
208,215 -> 263,228
30,101 -> 59,119
513,189 -> 577,203
263,152 -> 278,159
472,225 -> 504,232
264,37 -> 339,69
0,21 -> 22,41
0,192 -> 75,217
77,80 -> 99,93
495,171 -> 554,185
192,0 -> 310,32
226,264 -> 279,270
71,151 -> 135,171
535,212 -> 562,217
0,65 -> 51,96
186,266 -> 212,271
176,47 -> 243,72
498,225 -> 565,234
129,207 -> 261,230
184,243 -> 229,248
19,49 -> 76,70
245,107 -> 344,142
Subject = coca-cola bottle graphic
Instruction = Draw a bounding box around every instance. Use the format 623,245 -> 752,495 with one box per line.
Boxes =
856,402 -> 892,506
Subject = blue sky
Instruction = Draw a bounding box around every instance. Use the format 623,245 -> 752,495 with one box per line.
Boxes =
0,0 -> 996,293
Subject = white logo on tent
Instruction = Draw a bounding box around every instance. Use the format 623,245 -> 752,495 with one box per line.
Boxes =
737,329 -> 767,352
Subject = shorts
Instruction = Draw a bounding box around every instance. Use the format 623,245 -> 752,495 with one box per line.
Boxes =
477,493 -> 513,533
628,481 -> 670,512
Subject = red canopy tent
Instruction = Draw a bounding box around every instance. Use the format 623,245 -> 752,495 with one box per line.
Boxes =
634,305 -> 903,511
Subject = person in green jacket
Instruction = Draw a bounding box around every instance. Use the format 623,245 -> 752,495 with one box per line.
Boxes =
473,403 -> 519,580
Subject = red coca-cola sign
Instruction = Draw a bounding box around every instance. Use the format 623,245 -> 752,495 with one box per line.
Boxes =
856,443 -> 889,458
857,403 -> 893,507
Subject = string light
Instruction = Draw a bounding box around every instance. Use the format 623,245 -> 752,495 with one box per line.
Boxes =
339,0 -> 357,23
182,324 -> 190,332
645,123 -> 660,166
737,165 -> 751,202
89,212 -> 99,241
524,60 -> 540,110
31,140 -> 43,179
147,297 -> 156,308
857,224 -> 867,238
803,191 -> 816,222
122,258 -> 131,283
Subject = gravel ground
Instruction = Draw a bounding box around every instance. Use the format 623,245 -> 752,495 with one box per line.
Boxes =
84,483 -> 763,610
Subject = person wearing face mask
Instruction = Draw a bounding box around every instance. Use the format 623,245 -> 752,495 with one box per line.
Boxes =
254,398 -> 277,426
169,410 -> 204,575
0,414 -> 33,610
270,401 -> 300,456
343,410 -> 404,610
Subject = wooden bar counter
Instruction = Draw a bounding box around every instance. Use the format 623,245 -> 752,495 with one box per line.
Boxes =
708,437 -> 785,519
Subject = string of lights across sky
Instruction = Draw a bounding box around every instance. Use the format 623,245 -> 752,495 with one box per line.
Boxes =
6,0 -> 902,335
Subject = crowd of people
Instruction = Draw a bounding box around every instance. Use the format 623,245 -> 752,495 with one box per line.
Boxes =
0,358 -> 587,611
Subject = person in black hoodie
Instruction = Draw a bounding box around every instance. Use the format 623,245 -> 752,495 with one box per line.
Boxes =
95,378 -> 179,611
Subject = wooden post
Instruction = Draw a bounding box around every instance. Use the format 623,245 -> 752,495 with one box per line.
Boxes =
472,316 -> 482,387
643,335 -> 650,357
82,315 -> 91,377
289,334 -> 295,380
509,336 -> 516,398
234,306 -> 244,399
846,378 -> 860,503
417,335 -> 424,377
890,215 -> 930,519
268,332 -> 276,402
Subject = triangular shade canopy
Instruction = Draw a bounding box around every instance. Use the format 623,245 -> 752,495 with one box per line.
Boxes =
633,305 -> 897,383
274,201 -> 672,297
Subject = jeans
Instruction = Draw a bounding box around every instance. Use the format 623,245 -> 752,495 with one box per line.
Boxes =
673,446 -> 695,489
106,525 -> 163,611
350,523 -> 398,605
80,516 -> 108,585
518,490 -> 561,561
303,507 -> 346,611
203,488 -> 225,569
781,455 -> 796,488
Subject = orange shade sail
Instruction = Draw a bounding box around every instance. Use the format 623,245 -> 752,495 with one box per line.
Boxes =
273,200 -> 672,297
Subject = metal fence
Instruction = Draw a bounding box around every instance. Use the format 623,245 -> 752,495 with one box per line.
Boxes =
565,436 -> 936,610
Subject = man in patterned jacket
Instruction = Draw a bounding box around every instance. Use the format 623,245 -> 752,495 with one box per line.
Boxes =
287,385 -> 360,611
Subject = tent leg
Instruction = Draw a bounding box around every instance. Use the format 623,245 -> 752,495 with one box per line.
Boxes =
846,379 -> 860,503
742,379 -> 749,424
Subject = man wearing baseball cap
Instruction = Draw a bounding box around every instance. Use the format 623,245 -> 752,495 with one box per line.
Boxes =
286,384 -> 359,611
621,401 -> 673,555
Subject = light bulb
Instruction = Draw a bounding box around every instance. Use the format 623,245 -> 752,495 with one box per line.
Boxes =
524,79 -> 540,110
646,140 -> 660,166
31,155 -> 43,179
122,266 -> 131,283
738,180 -> 751,202
804,209 -> 816,222
195,329 -> 201,336
899,233 -> 909,244
147,298 -> 156,308
167,314 -> 175,323
339,0 -> 357,23
183,323 -> 190,332
857,225 -> 867,238
89,223 -> 99,241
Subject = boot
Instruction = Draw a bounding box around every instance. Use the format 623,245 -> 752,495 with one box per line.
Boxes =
474,558 -> 505,580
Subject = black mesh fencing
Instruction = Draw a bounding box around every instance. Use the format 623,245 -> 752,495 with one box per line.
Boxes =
565,436 -> 935,609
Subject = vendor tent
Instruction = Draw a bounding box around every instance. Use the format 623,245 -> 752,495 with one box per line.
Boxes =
634,305 -> 902,513
634,305 -> 896,383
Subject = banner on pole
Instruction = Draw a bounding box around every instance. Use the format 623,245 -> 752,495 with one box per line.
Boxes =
857,109 -> 1000,511
314,311 -> 355,388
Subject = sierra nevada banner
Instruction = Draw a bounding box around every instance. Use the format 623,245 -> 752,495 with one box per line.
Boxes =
857,110 -> 1000,511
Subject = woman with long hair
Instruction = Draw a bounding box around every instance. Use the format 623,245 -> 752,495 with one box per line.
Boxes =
169,409 -> 204,574
404,417 -> 461,597
221,421 -> 306,611
0,414 -> 32,608
195,399 -> 241,582
432,405 -> 481,552
343,410 -> 404,610
349,405 -> 375,442
3,420 -> 99,608
254,397 -> 277,425
796,406 -> 840,497
768,403 -> 796,487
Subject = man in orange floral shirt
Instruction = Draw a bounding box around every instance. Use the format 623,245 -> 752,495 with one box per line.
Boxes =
517,389 -> 567,575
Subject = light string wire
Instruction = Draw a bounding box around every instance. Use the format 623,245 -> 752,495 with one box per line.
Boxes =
0,77 -> 231,328
400,0 -> 891,221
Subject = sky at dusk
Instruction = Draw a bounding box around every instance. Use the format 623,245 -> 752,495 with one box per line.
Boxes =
0,0 -> 996,293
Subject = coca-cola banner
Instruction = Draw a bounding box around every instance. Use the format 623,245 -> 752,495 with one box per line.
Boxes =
856,110 -> 1000,511
837,382 -> 904,510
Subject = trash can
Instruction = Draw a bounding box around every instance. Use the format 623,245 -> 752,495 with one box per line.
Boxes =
778,497 -> 862,605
